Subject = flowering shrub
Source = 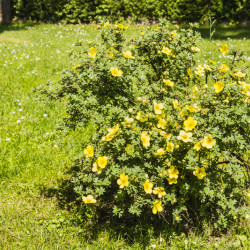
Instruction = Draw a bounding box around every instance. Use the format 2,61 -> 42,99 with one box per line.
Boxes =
61,21 -> 249,230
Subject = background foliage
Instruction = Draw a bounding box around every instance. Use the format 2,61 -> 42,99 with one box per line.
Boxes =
11,0 -> 250,23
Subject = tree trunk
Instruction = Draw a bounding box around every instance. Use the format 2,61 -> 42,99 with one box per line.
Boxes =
0,0 -> 12,23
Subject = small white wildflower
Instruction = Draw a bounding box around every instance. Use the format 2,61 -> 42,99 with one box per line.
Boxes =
43,114 -> 48,117
21,117 -> 25,119
19,109 -> 23,112
17,120 -> 21,123
45,132 -> 50,135
6,138 -> 10,141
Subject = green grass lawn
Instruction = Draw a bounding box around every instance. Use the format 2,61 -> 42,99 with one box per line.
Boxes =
0,23 -> 249,249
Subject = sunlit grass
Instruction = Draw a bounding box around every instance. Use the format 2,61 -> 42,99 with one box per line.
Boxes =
0,23 -> 249,248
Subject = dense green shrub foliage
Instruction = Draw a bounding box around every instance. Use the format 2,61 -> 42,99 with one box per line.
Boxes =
57,21 -> 250,231
11,0 -> 250,23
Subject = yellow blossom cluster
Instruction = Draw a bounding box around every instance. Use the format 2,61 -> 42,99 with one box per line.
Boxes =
117,173 -> 129,188
110,67 -> 123,76
88,47 -> 97,58
102,124 -> 120,141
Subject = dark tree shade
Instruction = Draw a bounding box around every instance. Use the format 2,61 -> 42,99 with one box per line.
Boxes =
0,0 -> 11,22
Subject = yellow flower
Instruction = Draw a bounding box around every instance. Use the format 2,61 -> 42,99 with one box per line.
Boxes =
195,70 -> 204,77
141,131 -> 150,148
241,83 -> 250,93
171,30 -> 177,36
110,67 -> 123,76
125,144 -> 134,154
122,51 -> 135,59
177,130 -> 192,142
201,134 -> 216,148
204,64 -> 211,71
136,111 -> 148,122
122,117 -> 134,126
103,21 -> 109,27
233,71 -> 246,78
168,166 -> 179,179
187,69 -> 192,77
97,156 -> 108,169
88,47 -> 97,58
180,110 -> 188,117
184,117 -> 197,131
82,195 -> 96,204
73,64 -> 80,70
191,46 -> 200,52
209,59 -> 216,64
144,179 -> 153,194
153,187 -> 166,198
152,200 -> 163,214
108,52 -> 114,58
214,81 -> 224,93
157,118 -> 166,129
193,141 -> 201,151
173,99 -> 179,108
166,141 -> 174,152
153,101 -> 164,115
192,86 -> 199,95
168,177 -> 178,185
193,167 -> 206,179
117,173 -> 129,188
218,64 -> 230,72
220,44 -> 229,54
163,79 -> 174,86
186,104 -> 201,113
162,46 -> 172,55
160,131 -> 172,140
102,124 -> 119,141
92,162 -> 102,174
195,65 -> 205,77
155,148 -> 166,156
116,24 -> 127,30
83,145 -> 94,157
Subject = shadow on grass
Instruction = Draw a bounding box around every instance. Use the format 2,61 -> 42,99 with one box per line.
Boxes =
195,25 -> 250,40
40,164 -> 200,248
0,22 -> 40,34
